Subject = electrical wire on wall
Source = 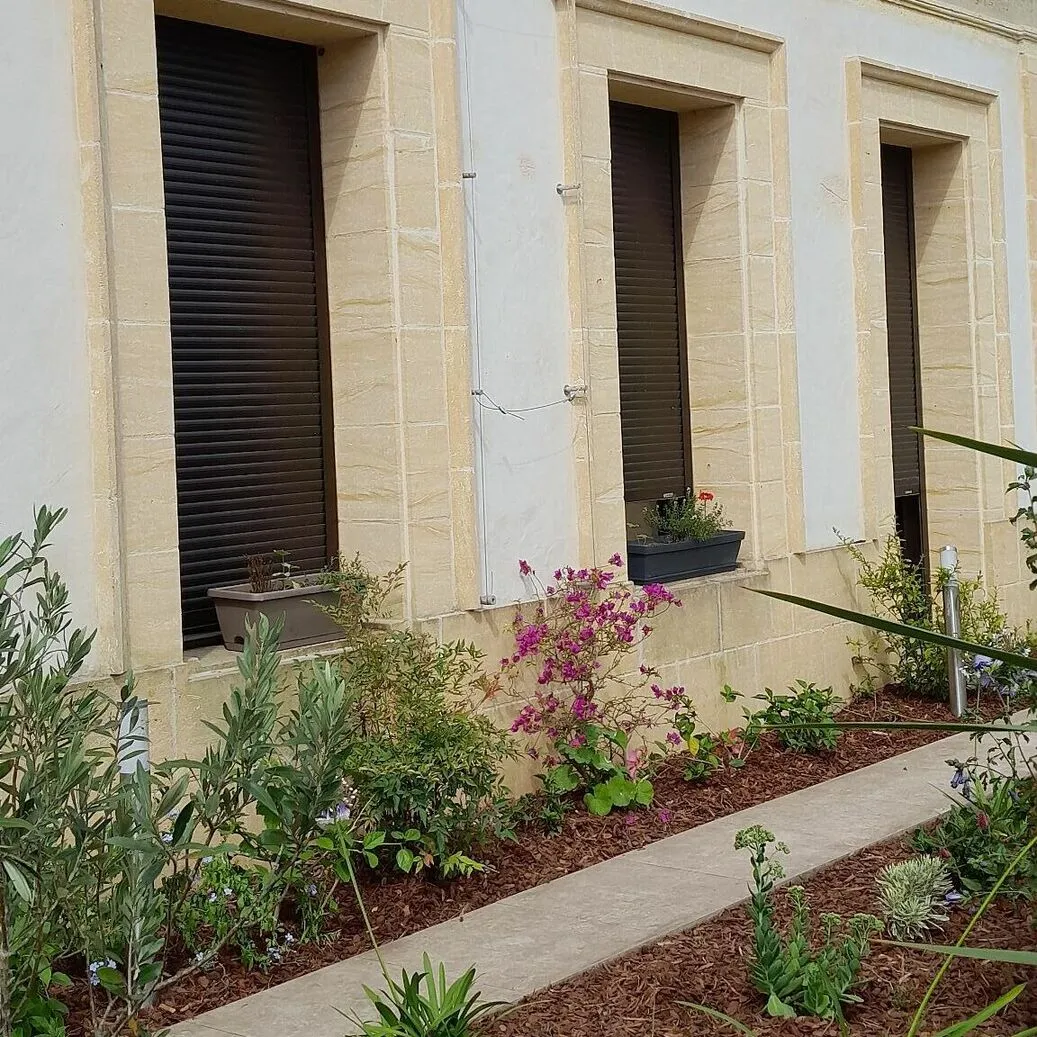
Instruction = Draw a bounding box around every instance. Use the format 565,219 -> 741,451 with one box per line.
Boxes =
456,0 -> 497,606
458,0 -> 597,605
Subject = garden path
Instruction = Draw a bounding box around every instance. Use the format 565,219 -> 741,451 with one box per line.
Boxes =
172,722 -> 1021,1037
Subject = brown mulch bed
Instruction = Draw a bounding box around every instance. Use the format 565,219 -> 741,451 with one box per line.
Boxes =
70,689 -> 1007,1032
478,837 -> 1037,1036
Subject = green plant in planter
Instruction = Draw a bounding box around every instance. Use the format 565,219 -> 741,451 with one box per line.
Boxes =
645,490 -> 729,542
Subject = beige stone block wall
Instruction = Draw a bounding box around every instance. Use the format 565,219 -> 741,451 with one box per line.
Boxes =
73,0 -> 476,757
848,60 -> 1027,604
561,2 -> 802,575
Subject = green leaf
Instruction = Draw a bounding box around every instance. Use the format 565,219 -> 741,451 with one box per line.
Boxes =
396,848 -> 415,873
96,968 -> 126,995
604,775 -> 633,808
171,800 -> 195,845
897,943 -> 1037,967
633,779 -> 654,806
2,860 -> 32,902
677,1002 -> 760,1035
753,589 -> 1037,672
915,427 -> 1037,470
363,830 -> 386,851
931,984 -> 1026,1037
547,764 -> 580,793
584,788 -> 613,816
764,993 -> 797,1019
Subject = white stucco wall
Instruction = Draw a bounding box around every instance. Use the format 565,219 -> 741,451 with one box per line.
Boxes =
457,0 -> 578,604
0,2 -> 98,645
459,0 -> 1035,566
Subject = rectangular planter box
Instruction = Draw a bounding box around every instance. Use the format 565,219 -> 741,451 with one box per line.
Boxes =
627,530 -> 745,585
207,580 -> 342,652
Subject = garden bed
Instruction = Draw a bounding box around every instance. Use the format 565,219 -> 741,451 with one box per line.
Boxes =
103,688 -> 1005,1033
476,835 -> 1036,1036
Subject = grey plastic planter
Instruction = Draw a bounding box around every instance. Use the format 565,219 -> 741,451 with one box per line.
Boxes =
207,580 -> 342,652
627,530 -> 745,585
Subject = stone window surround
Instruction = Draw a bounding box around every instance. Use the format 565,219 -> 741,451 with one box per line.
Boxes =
559,0 -> 803,575
847,59 -> 1016,580
73,0 -> 475,676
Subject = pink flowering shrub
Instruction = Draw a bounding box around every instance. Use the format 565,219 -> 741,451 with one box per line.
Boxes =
502,556 -> 679,743
497,557 -> 722,815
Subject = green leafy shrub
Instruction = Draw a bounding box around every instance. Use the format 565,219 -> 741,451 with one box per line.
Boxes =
175,856 -> 285,969
644,490 -> 729,541
342,630 -> 515,874
351,954 -> 505,1037
846,534 -> 1010,698
914,771 -> 1036,897
743,680 -> 842,753
735,826 -> 881,1021
876,856 -> 952,941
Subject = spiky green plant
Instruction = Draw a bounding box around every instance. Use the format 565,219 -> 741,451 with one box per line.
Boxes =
876,856 -> 952,942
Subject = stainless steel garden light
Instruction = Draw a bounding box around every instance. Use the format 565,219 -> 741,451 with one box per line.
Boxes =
939,544 -> 967,718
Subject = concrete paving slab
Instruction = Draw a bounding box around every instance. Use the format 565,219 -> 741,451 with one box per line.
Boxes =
172,718 -> 1033,1037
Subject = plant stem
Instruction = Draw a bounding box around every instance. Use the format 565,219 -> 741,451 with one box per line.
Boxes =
0,877 -> 11,1037
343,855 -> 389,982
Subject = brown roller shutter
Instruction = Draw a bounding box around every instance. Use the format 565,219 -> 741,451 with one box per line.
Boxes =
880,144 -> 923,499
609,101 -> 692,504
156,18 -> 335,647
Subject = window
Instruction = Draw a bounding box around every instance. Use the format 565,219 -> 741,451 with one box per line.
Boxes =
609,101 -> 693,509
880,143 -> 927,566
156,18 -> 335,646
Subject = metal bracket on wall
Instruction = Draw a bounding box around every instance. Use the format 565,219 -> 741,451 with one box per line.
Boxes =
556,182 -> 581,195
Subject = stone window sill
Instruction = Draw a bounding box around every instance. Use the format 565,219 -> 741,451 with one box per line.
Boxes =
661,564 -> 769,594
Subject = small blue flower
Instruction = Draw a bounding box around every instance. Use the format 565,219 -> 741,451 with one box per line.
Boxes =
950,767 -> 966,790
161,832 -> 173,844
208,891 -> 217,903
223,887 -> 233,897
306,883 -> 318,896
201,855 -> 213,865
944,890 -> 964,905
87,959 -> 117,987
972,655 -> 994,671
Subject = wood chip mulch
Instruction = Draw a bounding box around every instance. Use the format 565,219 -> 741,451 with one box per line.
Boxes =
478,838 -> 1037,1037
71,689 -> 1010,1032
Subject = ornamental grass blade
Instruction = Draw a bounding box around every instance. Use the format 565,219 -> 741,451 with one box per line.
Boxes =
753,590 -> 1037,672
896,943 -> 1037,967
677,1001 -> 760,1035
770,720 -> 1034,735
930,984 -> 1026,1037
915,427 -> 1037,469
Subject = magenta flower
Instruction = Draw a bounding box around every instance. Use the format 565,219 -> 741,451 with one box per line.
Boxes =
609,553 -> 623,567
519,559 -> 532,576
658,809 -> 673,824
666,731 -> 681,746
623,812 -> 639,827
